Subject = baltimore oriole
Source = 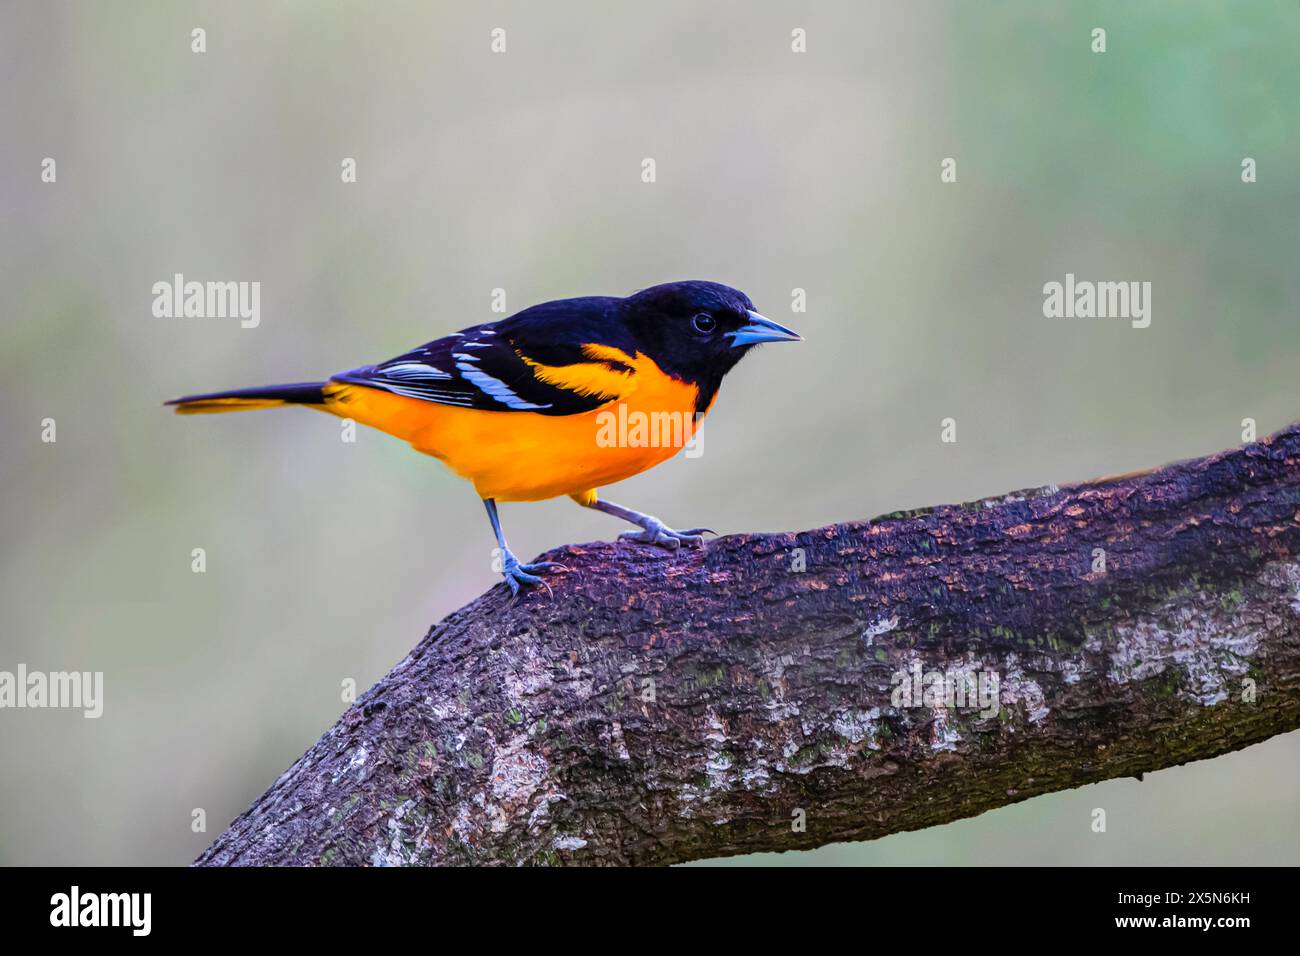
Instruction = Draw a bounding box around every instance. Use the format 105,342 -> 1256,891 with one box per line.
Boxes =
167,280 -> 801,592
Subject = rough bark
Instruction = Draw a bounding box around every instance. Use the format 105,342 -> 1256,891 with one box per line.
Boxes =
197,424 -> 1300,866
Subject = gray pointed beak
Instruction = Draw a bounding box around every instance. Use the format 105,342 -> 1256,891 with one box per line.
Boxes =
728,310 -> 803,348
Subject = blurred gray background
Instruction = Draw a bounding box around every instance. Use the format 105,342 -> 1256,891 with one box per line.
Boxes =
2,0 -> 1297,865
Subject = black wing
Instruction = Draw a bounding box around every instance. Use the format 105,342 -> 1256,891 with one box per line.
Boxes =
331,299 -> 639,416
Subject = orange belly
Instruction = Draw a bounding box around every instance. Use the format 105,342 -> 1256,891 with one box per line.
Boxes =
320,367 -> 705,502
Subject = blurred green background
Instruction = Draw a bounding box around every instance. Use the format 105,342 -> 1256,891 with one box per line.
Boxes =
2,0 -> 1297,865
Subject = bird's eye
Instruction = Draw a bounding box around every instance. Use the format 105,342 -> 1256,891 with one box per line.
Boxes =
691,313 -> 717,335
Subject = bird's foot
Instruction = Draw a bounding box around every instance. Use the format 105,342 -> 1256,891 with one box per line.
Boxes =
617,517 -> 714,551
499,551 -> 567,596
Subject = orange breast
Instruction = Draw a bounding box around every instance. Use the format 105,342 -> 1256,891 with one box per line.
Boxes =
321,354 -> 705,502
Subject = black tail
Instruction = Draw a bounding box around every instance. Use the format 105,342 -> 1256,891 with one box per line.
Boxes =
165,382 -> 327,415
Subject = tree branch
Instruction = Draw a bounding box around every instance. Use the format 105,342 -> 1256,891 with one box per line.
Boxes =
197,424 -> 1300,866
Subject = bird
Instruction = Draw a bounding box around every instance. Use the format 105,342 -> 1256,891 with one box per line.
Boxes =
166,280 -> 801,593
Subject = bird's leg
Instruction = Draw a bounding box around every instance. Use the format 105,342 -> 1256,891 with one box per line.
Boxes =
483,499 -> 564,595
577,495 -> 713,551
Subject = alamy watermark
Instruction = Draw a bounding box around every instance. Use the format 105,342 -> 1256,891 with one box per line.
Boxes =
890,660 -> 1000,718
152,273 -> 260,328
50,886 -> 150,936
595,404 -> 705,459
0,665 -> 103,718
1042,273 -> 1151,328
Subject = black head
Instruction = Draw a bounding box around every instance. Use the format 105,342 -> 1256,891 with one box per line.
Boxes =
620,281 -> 800,406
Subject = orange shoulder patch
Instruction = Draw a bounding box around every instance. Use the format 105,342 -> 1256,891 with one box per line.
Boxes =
515,343 -> 638,402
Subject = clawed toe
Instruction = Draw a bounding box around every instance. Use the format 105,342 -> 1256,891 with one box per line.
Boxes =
501,566 -> 541,595
519,561 -> 568,573
500,558 -> 563,596
618,521 -> 710,551
618,528 -> 677,549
